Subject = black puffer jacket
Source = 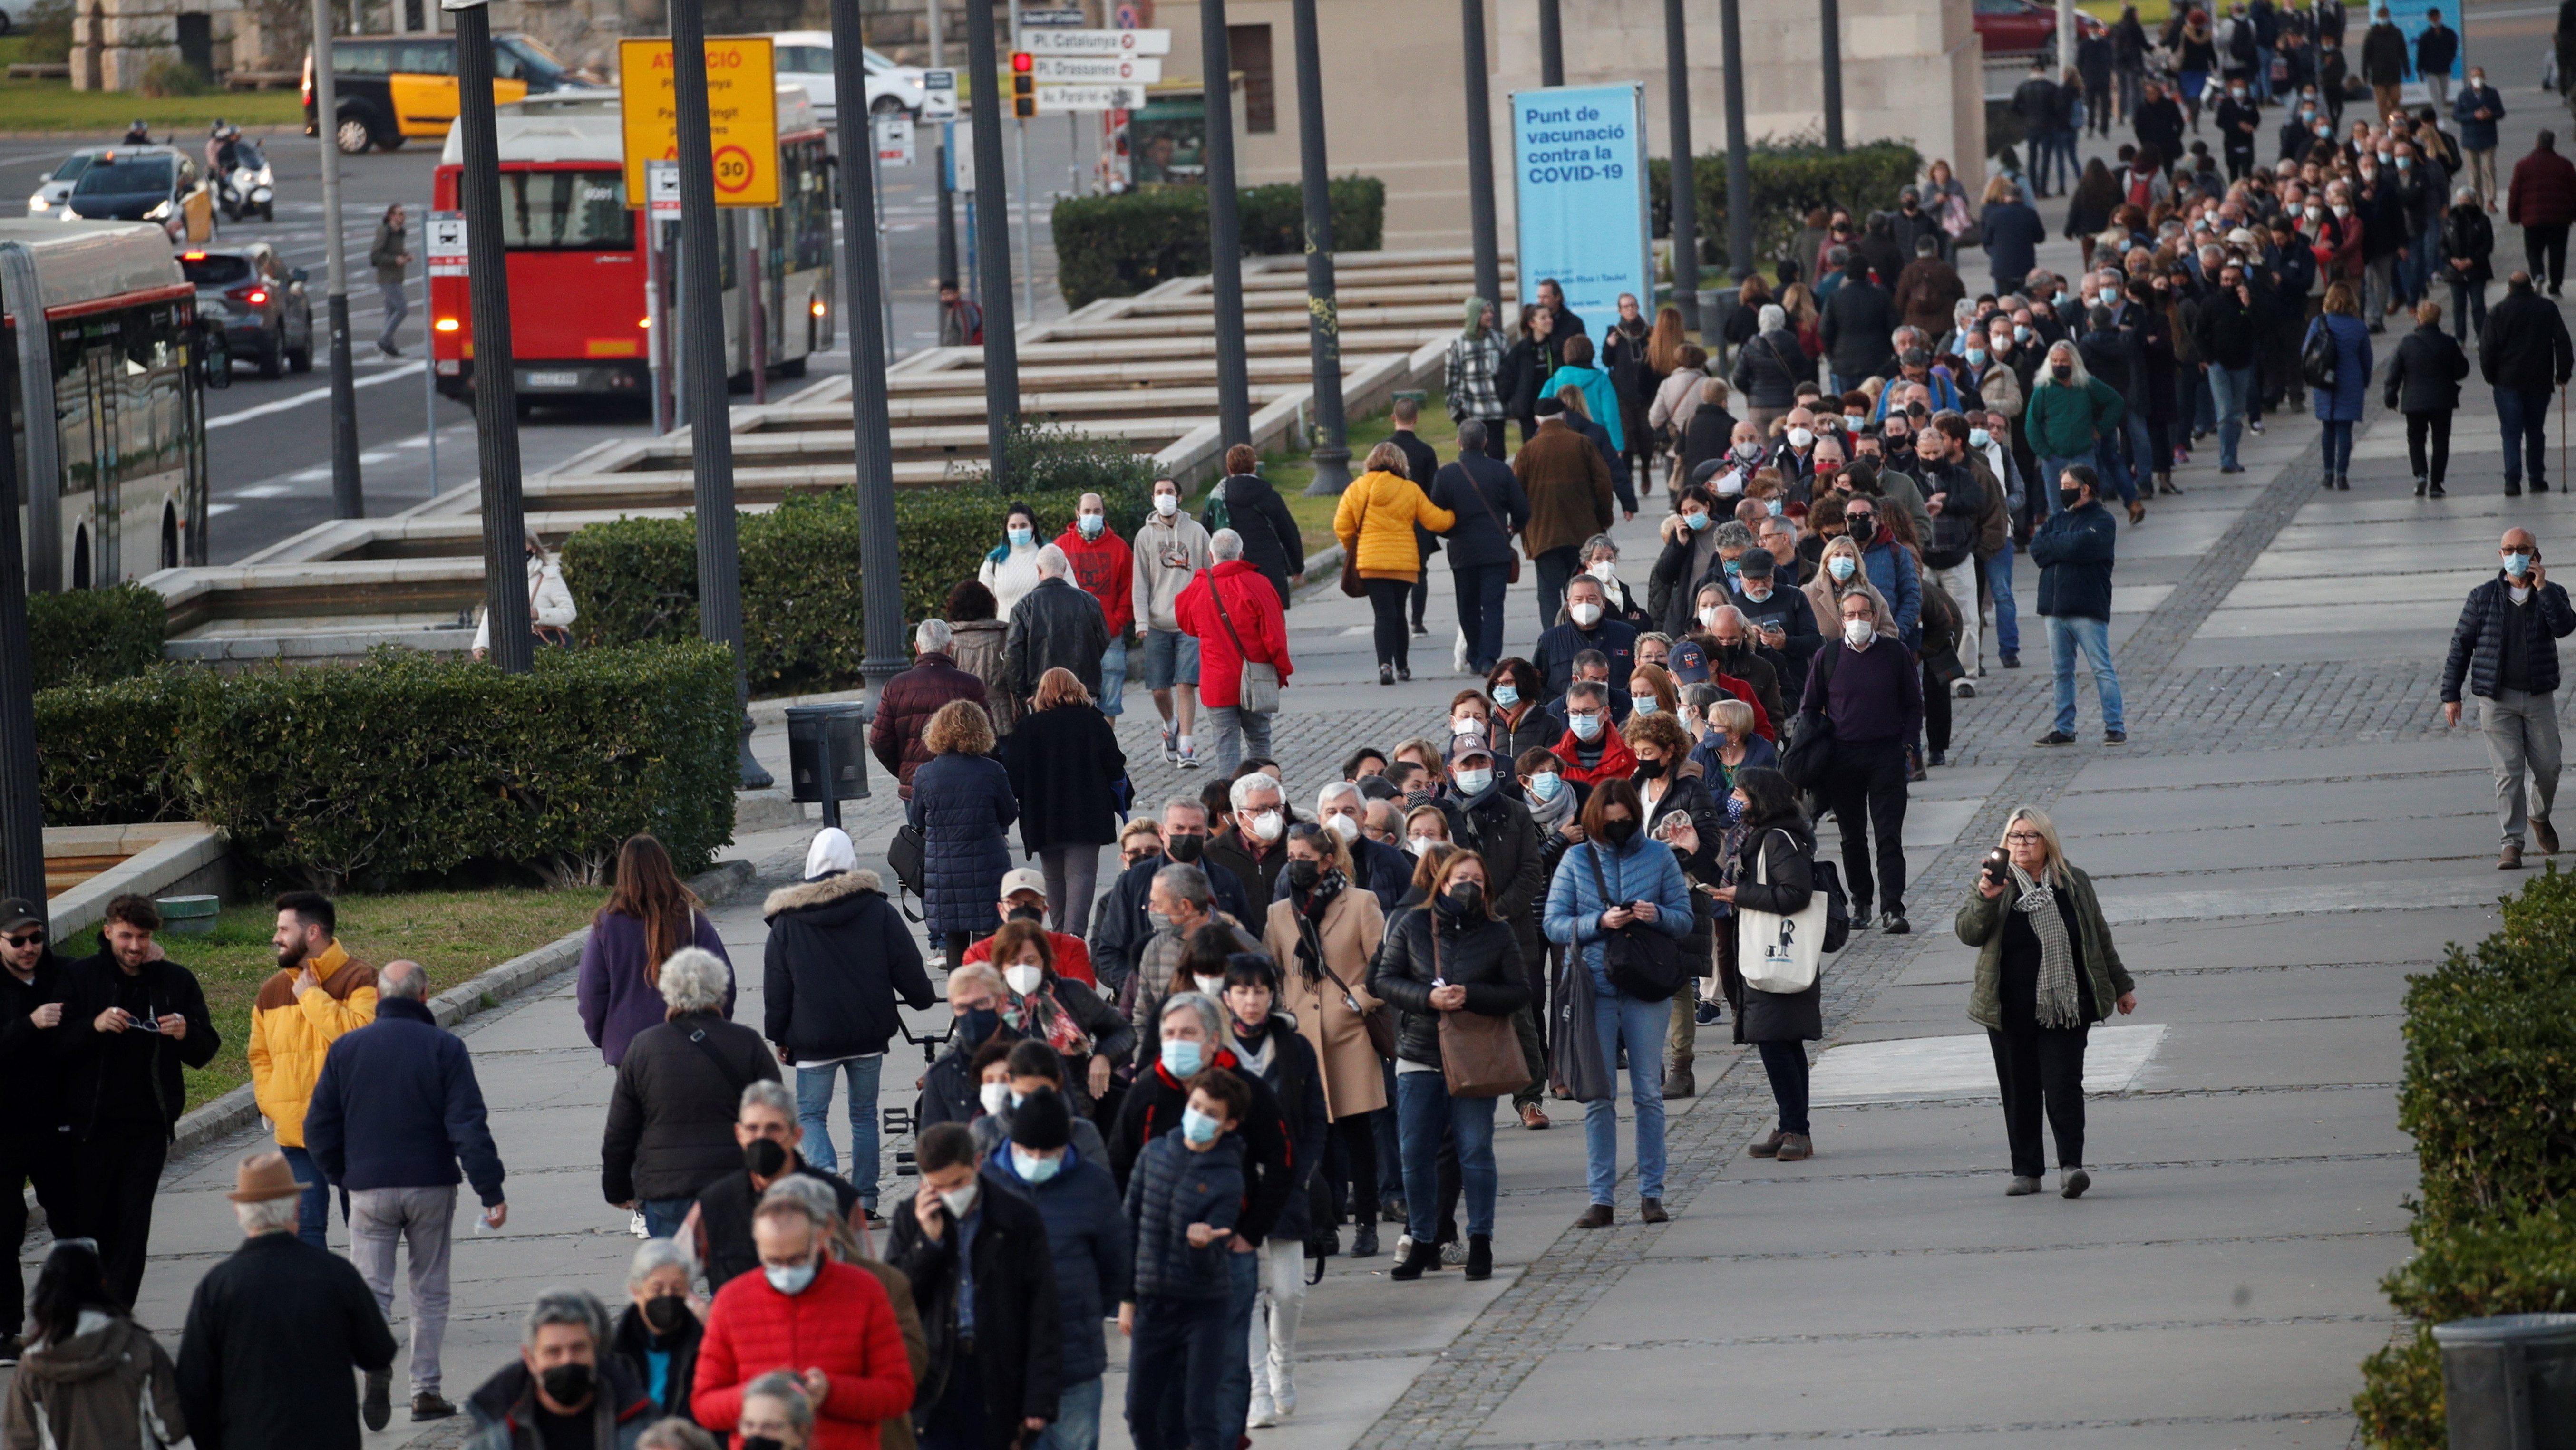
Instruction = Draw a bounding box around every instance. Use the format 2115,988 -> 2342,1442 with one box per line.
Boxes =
1227,1012 -> 1327,1242
1461,788 -> 1550,970
2444,574 -> 2576,703
1203,472 -> 1307,607
1724,821 -> 1821,1044
1821,278 -> 1898,380
1729,327 -> 1809,409
600,1013 -> 782,1204
1368,903 -> 1530,1069
2383,323 -> 2470,415
763,869 -> 937,1066
1004,576 -> 1110,698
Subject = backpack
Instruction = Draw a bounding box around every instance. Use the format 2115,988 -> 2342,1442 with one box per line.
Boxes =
1813,858 -> 1853,954
2300,316 -> 2339,391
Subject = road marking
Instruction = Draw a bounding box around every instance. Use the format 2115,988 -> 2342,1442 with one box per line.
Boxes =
205,503 -> 238,516
207,361 -> 428,429
360,450 -> 397,464
230,484 -> 290,499
1808,1025 -> 2169,1106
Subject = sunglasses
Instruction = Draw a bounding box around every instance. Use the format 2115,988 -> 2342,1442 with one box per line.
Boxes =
3,931 -> 43,947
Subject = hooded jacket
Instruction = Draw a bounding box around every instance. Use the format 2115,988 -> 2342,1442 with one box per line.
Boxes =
1053,523 -> 1135,637
763,870 -> 937,1066
245,941 -> 377,1147
5,1312 -> 185,1450
1200,473 -> 1306,608
1131,509 -> 1214,634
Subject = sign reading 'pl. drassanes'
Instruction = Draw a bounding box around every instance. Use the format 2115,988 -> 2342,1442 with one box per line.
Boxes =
1510,84 -> 1652,323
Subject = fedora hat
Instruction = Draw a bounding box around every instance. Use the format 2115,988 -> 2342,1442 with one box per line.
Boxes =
227,1150 -> 308,1203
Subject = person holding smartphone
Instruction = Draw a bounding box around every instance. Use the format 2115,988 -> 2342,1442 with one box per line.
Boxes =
2442,527 -> 2576,867
1954,809 -> 2138,1199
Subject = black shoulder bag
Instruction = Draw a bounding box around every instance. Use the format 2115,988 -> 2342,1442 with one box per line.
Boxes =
1581,844 -> 1684,1003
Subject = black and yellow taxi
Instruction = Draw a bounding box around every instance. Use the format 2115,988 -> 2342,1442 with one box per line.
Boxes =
301,32 -> 592,154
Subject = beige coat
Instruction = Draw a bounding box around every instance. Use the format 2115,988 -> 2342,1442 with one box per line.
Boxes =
1263,889 -> 1388,1120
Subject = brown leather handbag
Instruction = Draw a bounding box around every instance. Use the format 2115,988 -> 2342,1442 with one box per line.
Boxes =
1431,919 -> 1532,1100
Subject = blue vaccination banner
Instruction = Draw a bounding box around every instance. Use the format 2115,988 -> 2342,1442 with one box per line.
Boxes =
1511,84 -> 1653,325
2380,0 -> 2459,81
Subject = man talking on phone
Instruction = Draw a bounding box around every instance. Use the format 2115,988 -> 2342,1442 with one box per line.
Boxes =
2443,527 -> 2576,868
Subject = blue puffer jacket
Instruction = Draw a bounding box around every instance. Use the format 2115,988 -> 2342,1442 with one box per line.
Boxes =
2443,574 -> 2576,703
2308,312 -> 2375,422
906,750 -> 1019,934
1543,834 -> 1693,997
1122,1131 -> 1243,1302
987,1141 -> 1129,1384
1859,534 -> 1922,647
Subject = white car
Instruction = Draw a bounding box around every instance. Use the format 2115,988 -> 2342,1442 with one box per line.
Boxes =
772,32 -> 926,123
28,146 -> 107,217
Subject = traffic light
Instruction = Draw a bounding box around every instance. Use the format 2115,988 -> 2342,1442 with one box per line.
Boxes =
1011,51 -> 1036,119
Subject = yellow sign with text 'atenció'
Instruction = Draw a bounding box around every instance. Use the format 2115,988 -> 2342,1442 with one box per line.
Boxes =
619,36 -> 778,209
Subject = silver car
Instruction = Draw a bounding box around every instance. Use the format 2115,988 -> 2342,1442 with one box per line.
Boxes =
27,146 -> 107,218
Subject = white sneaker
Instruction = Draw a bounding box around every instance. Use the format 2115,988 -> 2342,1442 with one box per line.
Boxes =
1176,744 -> 1201,770
1273,1380 -> 1296,1418
1249,1400 -> 1280,1429
627,1209 -> 648,1239
1160,726 -> 1179,764
1439,1239 -> 1467,1266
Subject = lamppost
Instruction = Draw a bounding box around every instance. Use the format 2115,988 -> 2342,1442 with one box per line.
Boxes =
966,0 -> 1020,484
1719,0 -> 1753,283
1290,0 -> 1348,496
1201,0 -> 1250,445
1462,0 -> 1501,311
311,0 -> 362,518
1538,0 -> 1563,85
1663,0 -> 1698,332
1821,0 -> 1845,151
448,0 -> 532,677
829,0 -> 905,700
0,264 -> 40,905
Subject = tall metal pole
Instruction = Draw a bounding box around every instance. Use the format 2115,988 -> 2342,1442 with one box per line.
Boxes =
1200,0 -> 1250,445
830,0 -> 907,701
1011,0 -> 1034,320
1538,0 -> 1562,86
1461,0 -> 1500,311
1662,0 -> 1698,333
966,0 -> 1020,482
312,0 -> 363,518
931,0 -> 959,290
2057,0 -> 2075,82
668,0 -> 770,787
1718,0 -> 1752,282
1289,0 -> 1347,496
1819,0 -> 1844,152
0,265 -> 45,907
451,0 -> 531,675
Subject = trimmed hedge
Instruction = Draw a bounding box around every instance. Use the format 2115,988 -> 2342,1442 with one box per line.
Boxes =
560,425 -> 1155,696
33,643 -> 738,890
1052,176 -> 1387,310
2354,866 -> 2576,1446
1648,141 -> 1924,275
29,582 -> 166,690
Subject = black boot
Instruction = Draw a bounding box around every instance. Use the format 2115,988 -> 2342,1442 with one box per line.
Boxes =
1390,1237 -> 1441,1281
1464,1235 -> 1494,1281
1350,1222 -> 1380,1258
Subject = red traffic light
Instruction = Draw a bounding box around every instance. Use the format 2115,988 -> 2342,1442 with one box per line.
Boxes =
1011,51 -> 1033,71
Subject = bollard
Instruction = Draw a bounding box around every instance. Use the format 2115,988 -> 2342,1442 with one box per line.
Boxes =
2433,1312 -> 2576,1448
784,702 -> 871,831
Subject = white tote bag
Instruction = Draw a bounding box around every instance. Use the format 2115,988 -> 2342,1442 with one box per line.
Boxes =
1736,829 -> 1827,995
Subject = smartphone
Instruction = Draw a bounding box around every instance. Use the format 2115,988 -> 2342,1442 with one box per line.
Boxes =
1982,850 -> 2009,887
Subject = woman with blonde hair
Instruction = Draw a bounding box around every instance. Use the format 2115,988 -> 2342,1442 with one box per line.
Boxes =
1778,281 -> 1823,358
2304,279 -> 2373,492
1334,439 -> 1457,685
1955,807 -> 2138,1198
907,698 -> 1016,965
1801,534 -> 1896,643
1001,667 -> 1128,936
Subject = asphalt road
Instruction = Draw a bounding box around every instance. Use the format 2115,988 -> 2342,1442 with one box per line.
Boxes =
0,114 -> 1082,565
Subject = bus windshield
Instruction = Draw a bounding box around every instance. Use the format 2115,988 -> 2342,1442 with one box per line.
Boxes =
74,156 -> 173,196
501,170 -> 628,250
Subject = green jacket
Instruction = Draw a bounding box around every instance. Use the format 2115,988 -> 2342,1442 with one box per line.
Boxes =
1953,865 -> 2136,1031
2022,377 -> 2126,461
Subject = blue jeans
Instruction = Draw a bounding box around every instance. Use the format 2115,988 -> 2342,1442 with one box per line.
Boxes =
2208,364 -> 2254,469
1216,1247 -> 1259,1446
1452,561 -> 1510,674
1373,1061 -> 1403,1209
2104,413 -> 2149,501
1582,989 -> 1669,1204
1040,1375 -> 1104,1450
2497,386 -> 2553,485
641,1197 -> 695,1239
2452,278 -> 2488,343
1395,1070 -> 1499,1241
2049,614 -> 2125,735
2039,455 -> 2090,515
1986,539 -> 2020,657
1140,628 -> 1198,689
796,1056 -> 884,1208
2318,417 -> 2356,477
279,1144 -> 334,1249
1127,1297 -> 1231,1450
1098,637 -> 1127,717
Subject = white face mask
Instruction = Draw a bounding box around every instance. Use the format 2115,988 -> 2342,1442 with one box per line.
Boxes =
979,1082 -> 1011,1116
1453,715 -> 1482,735
1453,766 -> 1493,795
937,1183 -> 980,1218
1571,601 -> 1604,627
1587,560 -> 1618,584
1844,618 -> 1876,648
1323,813 -> 1360,842
1248,809 -> 1284,842
1004,963 -> 1044,996
1154,493 -> 1179,517
1698,606 -> 1721,628
1193,973 -> 1225,997
765,1256 -> 820,1296
1788,427 -> 1815,448
1406,833 -> 1439,856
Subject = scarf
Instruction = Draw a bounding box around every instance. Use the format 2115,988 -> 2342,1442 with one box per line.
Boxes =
1233,1020 -> 1275,1073
1293,871 -> 1346,985
2010,863 -> 2083,1029
1010,983 -> 1095,1057
1525,778 -> 1577,836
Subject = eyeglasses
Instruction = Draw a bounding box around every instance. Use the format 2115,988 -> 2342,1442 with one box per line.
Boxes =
2005,832 -> 2045,843
3,931 -> 41,947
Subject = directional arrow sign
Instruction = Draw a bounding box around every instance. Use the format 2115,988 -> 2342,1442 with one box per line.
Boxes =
1037,82 -> 1148,111
1030,54 -> 1160,82
1020,28 -> 1171,55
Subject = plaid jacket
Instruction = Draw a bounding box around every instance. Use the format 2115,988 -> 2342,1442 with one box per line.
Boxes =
1445,332 -> 1506,420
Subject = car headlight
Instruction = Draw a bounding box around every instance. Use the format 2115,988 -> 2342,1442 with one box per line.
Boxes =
145,200 -> 172,220
27,195 -> 45,212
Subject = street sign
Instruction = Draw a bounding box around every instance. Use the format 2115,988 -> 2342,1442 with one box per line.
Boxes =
875,115 -> 914,165
922,68 -> 958,121
425,211 -> 466,277
1510,85 -> 1653,328
1021,6 -> 1086,23
618,35 -> 780,208
951,119 -> 974,190
1030,54 -> 1159,83
1020,28 -> 1171,56
645,159 -> 680,215
1038,83 -> 1148,112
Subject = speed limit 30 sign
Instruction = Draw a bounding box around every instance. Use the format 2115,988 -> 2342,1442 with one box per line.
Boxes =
618,36 -> 780,209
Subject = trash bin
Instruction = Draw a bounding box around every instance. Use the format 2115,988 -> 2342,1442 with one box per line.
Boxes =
784,702 -> 871,830
156,895 -> 220,935
2434,1312 -> 2576,1449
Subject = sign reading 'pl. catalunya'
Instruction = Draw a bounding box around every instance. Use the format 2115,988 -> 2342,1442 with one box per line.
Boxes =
1510,84 -> 1652,324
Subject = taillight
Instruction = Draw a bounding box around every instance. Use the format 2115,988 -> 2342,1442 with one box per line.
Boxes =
435,318 -> 460,332
245,289 -> 267,306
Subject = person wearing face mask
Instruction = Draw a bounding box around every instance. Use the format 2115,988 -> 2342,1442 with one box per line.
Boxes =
981,1087 -> 1126,1450
1710,768 -> 1826,1164
1207,771 -> 1296,906
978,504 -> 1047,618
2023,340 -> 2128,517
1728,543 -> 1828,684
1265,822 -> 1396,1251
455,1289 -> 651,1450
1800,534 -> 1896,669
1799,590 -> 1924,935
699,1191 -> 921,1450
916,964 -> 1024,1137
1534,575 -> 1638,709
2030,465 -> 2128,749
1303,782 -> 1412,910
2442,528 -> 2576,868
1206,955 -> 1325,1426
1133,478 -> 1214,769
2454,68 -> 2505,210
1624,713 -> 1725,1094
970,1038 -> 1116,1169
1435,735 -> 1552,1114
690,1081 -> 866,1295
1481,658 -> 1555,765
2216,79 -> 2263,181
603,950 -> 785,1240
1116,1071 -> 1253,1450
883,1121 -> 1060,1450
985,921 -> 1132,1113
1048,497 -> 1135,729
960,870 -> 1097,986
1091,801 -> 1253,996
1548,680 -> 1640,788
730,1373 -> 819,1450
612,1240 -> 710,1427
1126,869 -> 1263,1054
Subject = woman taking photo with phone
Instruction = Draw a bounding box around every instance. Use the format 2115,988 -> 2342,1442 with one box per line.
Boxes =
1954,807 -> 2139,1199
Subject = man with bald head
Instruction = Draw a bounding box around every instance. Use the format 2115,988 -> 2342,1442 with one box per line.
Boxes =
2444,528 -> 2576,868
303,959 -> 507,1424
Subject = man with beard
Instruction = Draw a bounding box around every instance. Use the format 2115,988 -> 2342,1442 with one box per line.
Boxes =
249,890 -> 378,1249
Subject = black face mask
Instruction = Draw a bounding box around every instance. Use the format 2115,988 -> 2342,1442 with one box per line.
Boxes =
1633,759 -> 1666,781
961,1005 -> 1001,1046
1165,833 -> 1205,864
1439,882 -> 1484,917
642,1293 -> 689,1335
742,1440 -> 788,1450
1602,817 -> 1640,845
1286,859 -> 1321,890
743,1137 -> 788,1178
539,1362 -> 594,1408
2060,488 -> 2084,512
2051,364 -> 2074,382
1005,903 -> 1045,925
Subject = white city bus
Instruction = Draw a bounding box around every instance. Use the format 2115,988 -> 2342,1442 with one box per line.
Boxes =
1,219 -> 211,589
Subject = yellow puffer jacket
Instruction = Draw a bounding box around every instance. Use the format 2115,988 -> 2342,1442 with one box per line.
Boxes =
1332,469 -> 1456,580
247,941 -> 378,1146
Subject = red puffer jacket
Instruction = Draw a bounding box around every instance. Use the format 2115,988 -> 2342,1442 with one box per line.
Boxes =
693,1258 -> 916,1450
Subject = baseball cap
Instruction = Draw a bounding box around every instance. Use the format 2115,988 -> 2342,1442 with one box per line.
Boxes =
0,898 -> 38,934
1446,733 -> 1496,768
1000,867 -> 1048,899
1668,641 -> 1713,685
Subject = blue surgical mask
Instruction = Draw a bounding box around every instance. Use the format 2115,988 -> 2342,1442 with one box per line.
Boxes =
1683,510 -> 1710,530
1454,766 -> 1494,795
1011,1148 -> 1063,1184
2053,290 -> 2070,307
1181,1106 -> 1223,1145
1966,347 -> 1986,365
2014,324 -> 2032,342
1008,526 -> 1033,548
1569,711 -> 1603,741
1633,697 -> 1658,716
765,1258 -> 820,1296
2507,552 -> 2534,579
1078,513 -> 1105,539
1529,773 -> 1564,801
1491,683 -> 1519,708
2398,157 -> 2412,170
1828,555 -> 1857,582
1969,427 -> 1990,448
1766,499 -> 1784,516
1161,1038 -> 1205,1077
1722,558 -> 1741,579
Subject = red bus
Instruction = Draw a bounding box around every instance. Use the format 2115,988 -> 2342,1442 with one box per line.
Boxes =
430,88 -> 835,408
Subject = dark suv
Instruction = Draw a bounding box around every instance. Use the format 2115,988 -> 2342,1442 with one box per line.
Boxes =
181,243 -> 313,379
